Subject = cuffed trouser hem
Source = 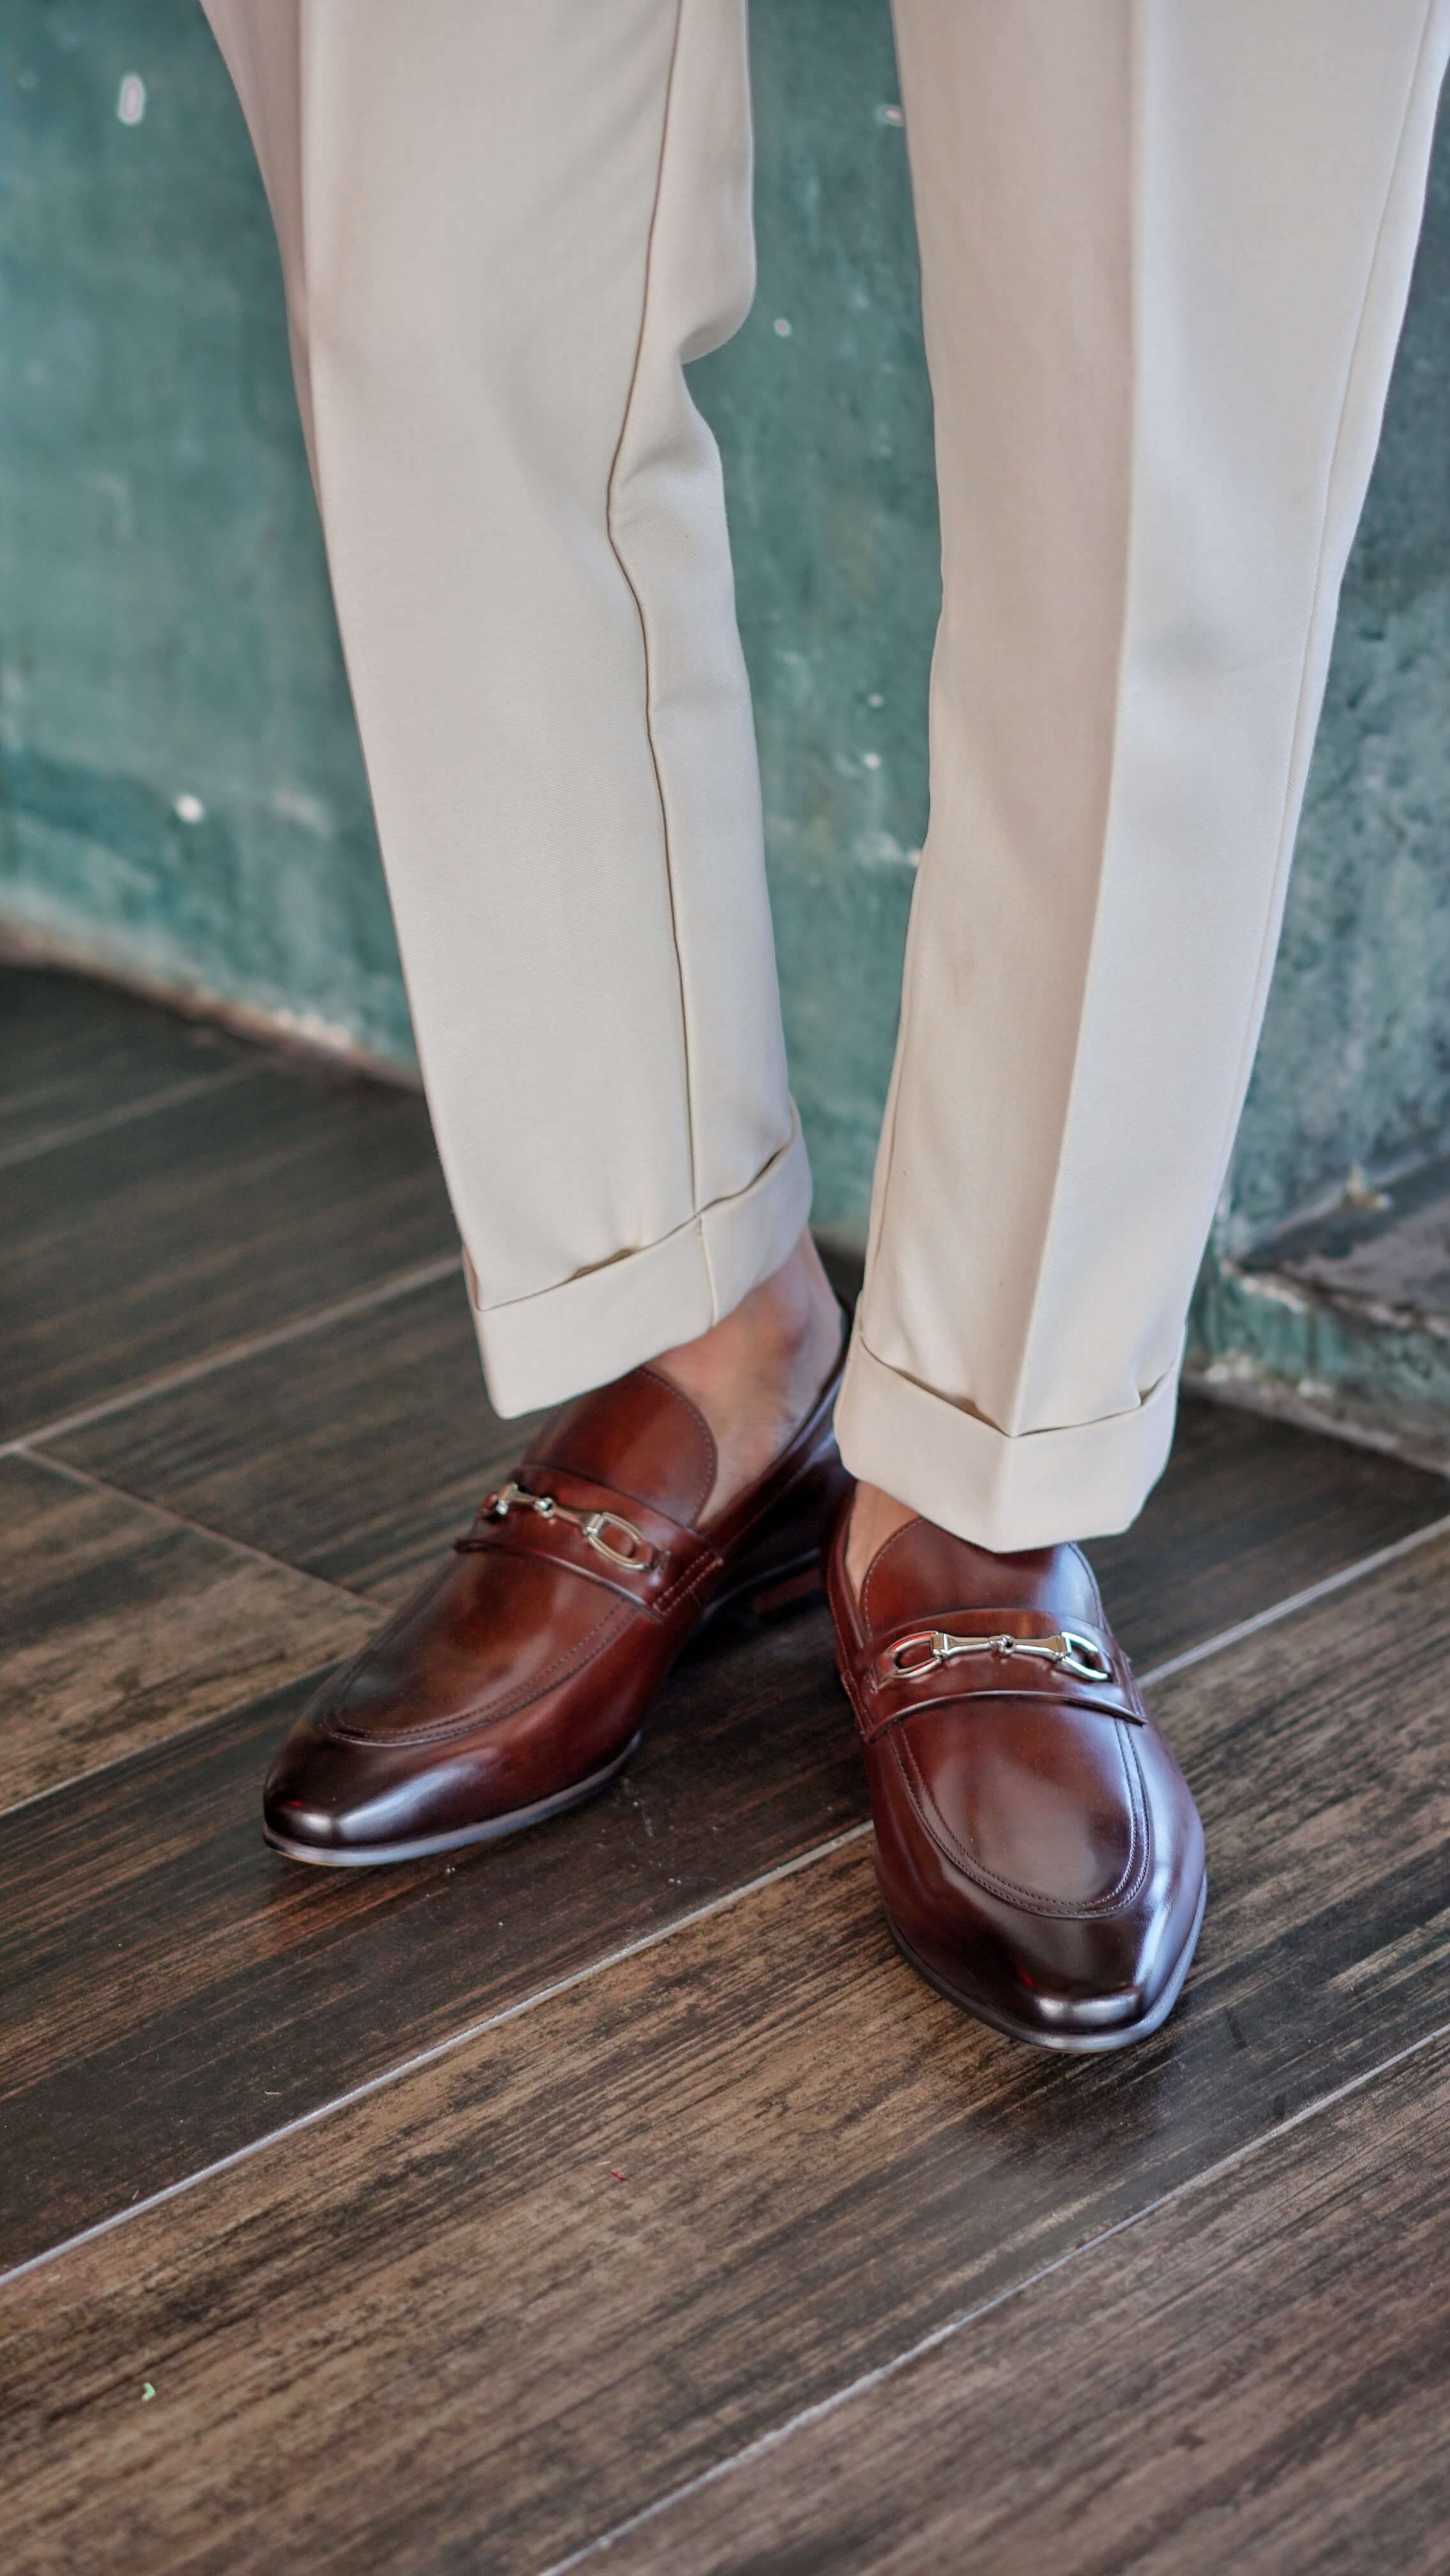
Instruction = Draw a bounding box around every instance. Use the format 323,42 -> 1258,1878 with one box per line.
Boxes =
468,1108 -> 814,1420
834,1328 -> 1182,1555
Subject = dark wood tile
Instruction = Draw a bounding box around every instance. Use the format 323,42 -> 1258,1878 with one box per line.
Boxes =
50,1264 -> 1450,1623
0,1376 -> 1392,2250
1088,1391 -> 1448,1655
49,1272 -> 531,1602
0,1455 -> 376,1811
0,960 -> 249,1159
603,2034 -> 1450,2576
3,1539 -> 1448,2570
0,1060 -> 456,1442
0,1598 -> 861,2269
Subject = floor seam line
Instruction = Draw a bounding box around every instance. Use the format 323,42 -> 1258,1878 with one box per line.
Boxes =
4,1500 -> 1447,2281
0,1251 -> 463,1459
0,1057 -> 270,1174
0,1652 -> 360,1832
0,1825 -> 871,2287
1139,1506 -> 1450,1682
17,1446 -> 383,1607
534,2016 -> 1450,2575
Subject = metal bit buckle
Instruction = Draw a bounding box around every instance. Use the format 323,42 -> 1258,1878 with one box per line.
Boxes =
577,1508 -> 655,1571
890,1626 -> 1114,1685
486,1481 -> 654,1572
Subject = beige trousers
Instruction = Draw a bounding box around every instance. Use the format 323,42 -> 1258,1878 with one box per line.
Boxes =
203,0 -> 1448,1549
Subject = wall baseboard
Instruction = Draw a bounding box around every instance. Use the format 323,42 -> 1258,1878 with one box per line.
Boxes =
0,921 -> 424,1094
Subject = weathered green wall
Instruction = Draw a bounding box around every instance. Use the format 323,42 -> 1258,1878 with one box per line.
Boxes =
1224,123 -> 1450,1253
1,0 -> 407,1059
3,0 -> 1449,1273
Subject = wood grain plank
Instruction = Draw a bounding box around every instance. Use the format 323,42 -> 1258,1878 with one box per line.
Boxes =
3,1462 -> 1445,2269
599,2032 -> 1450,2576
0,1060 -> 457,1441
2,1533 -> 1448,2576
48,1271 -> 533,1601
0,1455 -> 377,1811
0,962 -> 249,1160
0,1596 -> 862,2268
1087,1392 -> 1449,1657
49,1262 -> 1450,1622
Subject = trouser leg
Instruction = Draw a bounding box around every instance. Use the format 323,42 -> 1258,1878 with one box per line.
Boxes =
201,0 -> 810,1415
837,0 -> 1450,1549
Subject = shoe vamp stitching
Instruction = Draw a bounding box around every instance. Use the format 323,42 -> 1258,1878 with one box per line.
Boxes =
891,1720 -> 1150,1919
320,1594 -> 637,1748
652,1549 -> 726,1620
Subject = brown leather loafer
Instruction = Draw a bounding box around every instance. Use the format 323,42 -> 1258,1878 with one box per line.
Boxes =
827,1508 -> 1206,2051
263,1339 -> 850,1865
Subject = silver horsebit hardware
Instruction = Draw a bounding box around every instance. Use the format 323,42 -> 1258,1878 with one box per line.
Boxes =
890,1627 -> 1114,1684
484,1480 -> 654,1573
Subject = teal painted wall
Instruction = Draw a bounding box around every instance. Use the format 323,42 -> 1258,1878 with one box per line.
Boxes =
1,0 -> 408,1060
3,1 -> 1449,1272
1223,121 -> 1450,1253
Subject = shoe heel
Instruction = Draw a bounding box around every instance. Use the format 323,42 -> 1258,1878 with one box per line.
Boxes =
694,1549 -> 828,1644
696,1450 -> 851,1639
730,1555 -> 826,1624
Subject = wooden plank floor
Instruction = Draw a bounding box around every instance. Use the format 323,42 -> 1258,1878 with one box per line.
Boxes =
0,962 -> 251,1164
3,960 -> 1450,2575
598,2032 -> 1450,2575
42,1267 -> 1444,1613
0,1049 -> 457,1445
0,1452 -> 374,1807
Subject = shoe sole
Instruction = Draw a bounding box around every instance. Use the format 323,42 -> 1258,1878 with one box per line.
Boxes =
885,1874 -> 1208,2055
262,1729 -> 644,1869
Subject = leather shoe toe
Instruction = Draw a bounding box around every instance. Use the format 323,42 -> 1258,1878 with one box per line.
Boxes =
828,1509 -> 1206,2051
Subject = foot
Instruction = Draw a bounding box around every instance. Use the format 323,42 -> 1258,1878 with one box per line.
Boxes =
843,1480 -> 915,1597
828,1500 -> 1207,2050
654,1230 -> 845,1519
263,1315 -> 851,1866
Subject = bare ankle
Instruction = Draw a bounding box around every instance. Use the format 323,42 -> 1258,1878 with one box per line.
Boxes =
844,1482 -> 917,1599
653,1231 -> 844,1519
